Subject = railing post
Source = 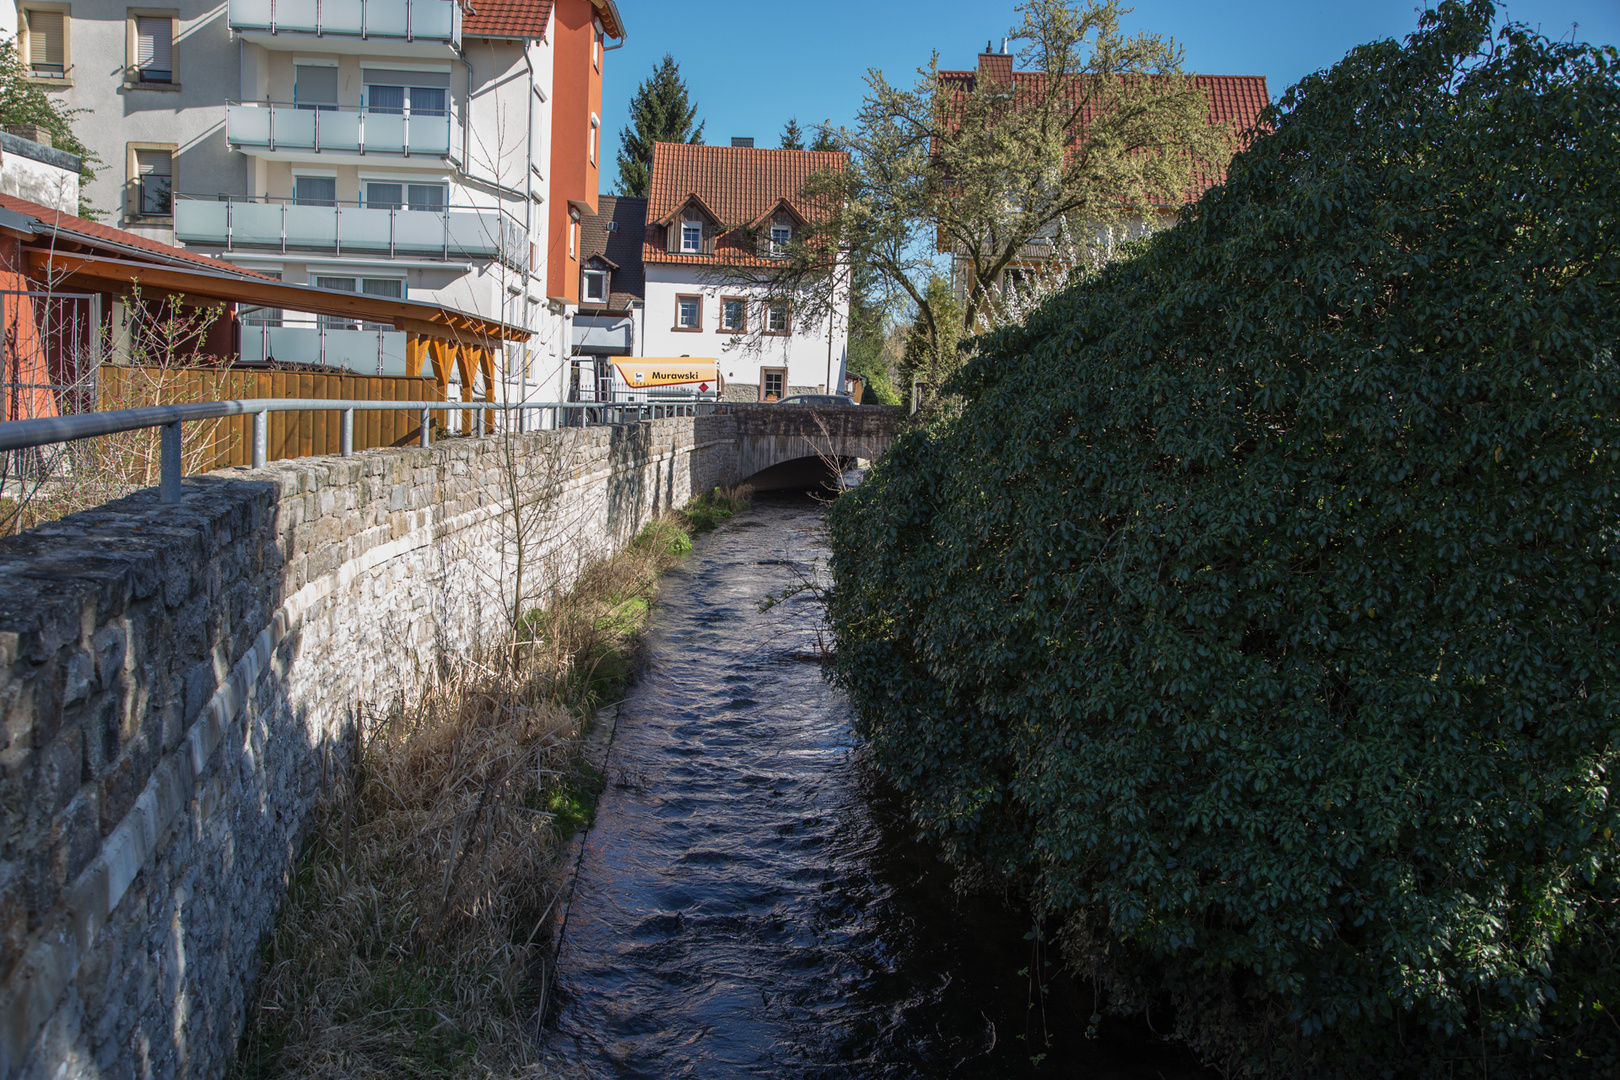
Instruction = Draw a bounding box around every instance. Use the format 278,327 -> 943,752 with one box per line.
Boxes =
225,197 -> 233,252
160,420 -> 183,504
419,407 -> 431,447
340,408 -> 354,456
252,410 -> 268,468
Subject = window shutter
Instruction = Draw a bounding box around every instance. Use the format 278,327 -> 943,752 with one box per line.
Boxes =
666,212 -> 681,254
295,65 -> 339,106
137,16 -> 171,75
136,148 -> 171,178
29,11 -> 64,69
702,214 -> 716,256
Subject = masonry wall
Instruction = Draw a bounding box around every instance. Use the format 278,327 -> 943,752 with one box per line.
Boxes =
0,414 -> 738,1080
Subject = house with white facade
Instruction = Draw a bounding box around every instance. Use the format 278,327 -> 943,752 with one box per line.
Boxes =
626,140 -> 849,403
6,0 -> 620,402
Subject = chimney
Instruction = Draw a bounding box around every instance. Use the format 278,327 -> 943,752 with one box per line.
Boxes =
977,42 -> 1013,84
1001,37 -> 1009,54
730,136 -> 754,148
5,124 -> 53,148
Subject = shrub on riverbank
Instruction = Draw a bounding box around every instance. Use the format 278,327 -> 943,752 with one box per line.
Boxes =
826,4 -> 1620,1076
230,491 -> 747,1079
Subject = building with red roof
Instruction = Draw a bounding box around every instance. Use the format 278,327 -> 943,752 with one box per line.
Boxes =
621,140 -> 852,403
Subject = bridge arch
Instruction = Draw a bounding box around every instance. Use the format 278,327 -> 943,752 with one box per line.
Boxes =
722,404 -> 901,491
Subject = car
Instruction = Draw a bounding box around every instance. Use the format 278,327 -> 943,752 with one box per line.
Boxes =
774,394 -> 856,405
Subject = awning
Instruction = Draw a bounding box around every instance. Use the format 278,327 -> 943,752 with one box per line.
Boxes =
613,359 -> 721,391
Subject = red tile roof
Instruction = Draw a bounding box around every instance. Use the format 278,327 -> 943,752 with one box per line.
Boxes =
463,0 -> 622,40
642,142 -> 848,267
462,0 -> 552,38
936,69 -> 1270,195
0,192 -> 272,279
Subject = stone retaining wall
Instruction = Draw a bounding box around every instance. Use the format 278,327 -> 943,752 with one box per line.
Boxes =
0,415 -> 737,1080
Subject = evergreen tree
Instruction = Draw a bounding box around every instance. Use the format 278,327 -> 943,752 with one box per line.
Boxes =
615,54 -> 704,197
809,122 -> 840,152
779,118 -> 805,150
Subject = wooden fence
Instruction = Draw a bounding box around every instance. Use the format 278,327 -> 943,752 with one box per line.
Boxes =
97,366 -> 445,468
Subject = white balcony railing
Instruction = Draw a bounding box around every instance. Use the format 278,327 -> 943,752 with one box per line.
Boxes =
227,101 -> 461,163
174,196 -> 530,274
228,0 -> 460,45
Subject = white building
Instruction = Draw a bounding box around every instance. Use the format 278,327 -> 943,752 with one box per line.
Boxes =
8,0 -> 621,401
572,140 -> 850,404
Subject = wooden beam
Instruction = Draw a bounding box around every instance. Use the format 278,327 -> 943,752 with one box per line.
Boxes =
26,251 -> 532,342
427,338 -> 453,400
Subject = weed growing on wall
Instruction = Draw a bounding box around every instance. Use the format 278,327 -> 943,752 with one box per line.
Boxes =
827,3 -> 1620,1076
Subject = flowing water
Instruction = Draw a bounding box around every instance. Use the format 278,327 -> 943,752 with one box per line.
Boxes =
547,491 -> 1215,1079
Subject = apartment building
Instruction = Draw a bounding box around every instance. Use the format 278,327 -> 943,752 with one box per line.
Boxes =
4,0 -> 619,396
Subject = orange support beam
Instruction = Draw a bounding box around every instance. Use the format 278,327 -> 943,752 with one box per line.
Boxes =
477,346 -> 495,433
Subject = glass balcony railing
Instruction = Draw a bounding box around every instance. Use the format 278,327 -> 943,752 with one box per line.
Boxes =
238,316 -> 412,377
227,101 -> 461,162
174,195 -> 530,274
229,0 -> 460,45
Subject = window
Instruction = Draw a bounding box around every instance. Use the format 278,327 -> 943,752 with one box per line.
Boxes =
316,277 -> 402,330
582,268 -> 608,303
134,148 -> 171,216
770,224 -> 791,257
294,175 -> 336,206
295,64 -> 338,110
720,297 -> 746,332
766,300 -> 790,334
589,114 -> 599,165
760,369 -> 785,402
592,19 -> 602,69
364,181 -> 447,211
681,217 -> 702,254
363,69 -> 450,116
675,294 -> 701,330
23,8 -> 67,80
133,14 -> 172,83
569,210 -> 579,259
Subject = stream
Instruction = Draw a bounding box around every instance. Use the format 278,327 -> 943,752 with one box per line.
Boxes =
545,490 -> 1215,1079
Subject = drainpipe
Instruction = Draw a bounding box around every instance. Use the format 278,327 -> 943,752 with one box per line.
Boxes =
522,40 -> 538,406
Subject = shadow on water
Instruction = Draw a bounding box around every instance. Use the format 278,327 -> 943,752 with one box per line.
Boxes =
545,486 -> 1216,1079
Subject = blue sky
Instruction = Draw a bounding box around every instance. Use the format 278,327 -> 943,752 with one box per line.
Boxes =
598,0 -> 1620,192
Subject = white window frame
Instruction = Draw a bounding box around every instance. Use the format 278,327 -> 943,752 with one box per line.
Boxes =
680,217 -> 702,254
589,113 -> 599,165
675,295 -> 701,331
581,267 -> 608,303
770,224 -> 792,257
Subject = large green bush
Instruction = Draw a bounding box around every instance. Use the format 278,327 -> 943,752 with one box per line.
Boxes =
827,3 -> 1620,1075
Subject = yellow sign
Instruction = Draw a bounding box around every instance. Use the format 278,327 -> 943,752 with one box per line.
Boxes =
613,359 -> 722,390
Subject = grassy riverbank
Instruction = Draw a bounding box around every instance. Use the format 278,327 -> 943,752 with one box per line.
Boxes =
230,485 -> 750,1080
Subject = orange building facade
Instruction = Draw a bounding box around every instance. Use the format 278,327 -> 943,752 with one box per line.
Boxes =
546,0 -> 618,305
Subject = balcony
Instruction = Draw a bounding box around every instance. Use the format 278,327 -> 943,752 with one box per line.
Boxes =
229,0 -> 460,54
174,196 -> 530,274
239,315 -> 412,376
226,101 -> 461,166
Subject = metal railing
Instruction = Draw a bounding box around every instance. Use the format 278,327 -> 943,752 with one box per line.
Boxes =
175,194 -> 525,271
226,101 -> 462,162
228,0 -> 461,44
0,398 -> 717,505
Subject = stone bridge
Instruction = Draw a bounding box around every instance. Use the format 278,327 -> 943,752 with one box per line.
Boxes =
719,403 -> 904,491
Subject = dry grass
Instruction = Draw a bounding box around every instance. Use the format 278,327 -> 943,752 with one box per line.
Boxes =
228,499 -> 746,1080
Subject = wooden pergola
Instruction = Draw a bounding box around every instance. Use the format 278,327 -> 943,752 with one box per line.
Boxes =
27,250 -> 531,409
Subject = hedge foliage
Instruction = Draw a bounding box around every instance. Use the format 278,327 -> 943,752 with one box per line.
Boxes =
826,4 -> 1620,1075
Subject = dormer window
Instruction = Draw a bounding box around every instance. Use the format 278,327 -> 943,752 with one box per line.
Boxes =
770,223 -> 792,257
582,268 -> 608,303
681,216 -> 702,253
